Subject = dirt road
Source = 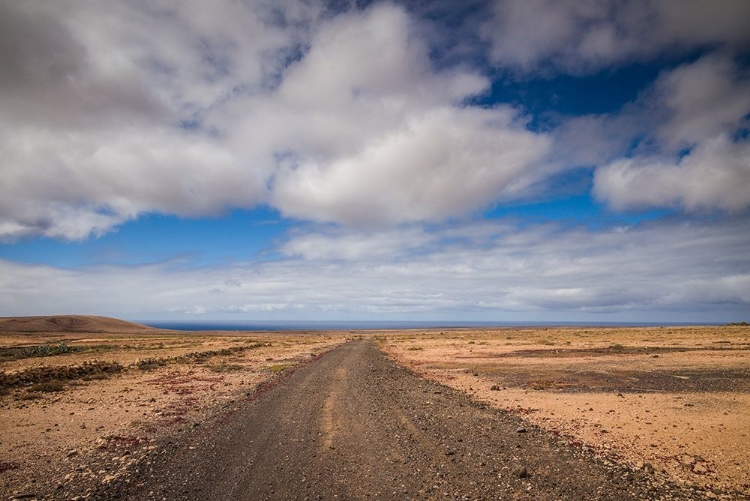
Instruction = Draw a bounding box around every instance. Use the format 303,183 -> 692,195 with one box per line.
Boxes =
99,340 -> 710,500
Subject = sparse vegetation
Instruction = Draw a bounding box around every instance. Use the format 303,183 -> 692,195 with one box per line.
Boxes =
135,357 -> 168,371
16,392 -> 43,401
268,363 -> 295,373
0,341 -> 81,361
208,363 -> 245,373
29,380 -> 66,392
0,360 -> 124,389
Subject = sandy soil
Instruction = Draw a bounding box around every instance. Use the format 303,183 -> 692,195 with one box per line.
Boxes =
380,326 -> 750,498
2,318 -> 748,499
0,326 -> 348,499
99,340 -> 710,501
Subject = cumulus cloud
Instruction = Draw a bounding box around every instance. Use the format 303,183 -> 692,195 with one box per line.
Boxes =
647,54 -> 750,149
0,0 -> 302,239
591,55 -> 750,211
271,106 -> 551,224
594,134 -> 750,212
1,219 -> 748,320
0,0 -> 555,240
239,3 -> 552,225
482,0 -> 750,73
3,0 -> 749,243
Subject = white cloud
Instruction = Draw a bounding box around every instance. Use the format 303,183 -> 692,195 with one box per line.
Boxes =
594,134 -> 750,212
247,4 -> 552,225
0,0 -> 303,240
1,219 -> 748,321
648,54 -> 750,149
0,1 -> 556,239
280,226 -> 434,261
271,106 -> 551,224
2,0 -> 749,243
590,55 -> 750,211
482,0 -> 750,73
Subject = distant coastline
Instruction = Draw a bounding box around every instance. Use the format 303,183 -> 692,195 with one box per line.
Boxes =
141,320 -> 721,331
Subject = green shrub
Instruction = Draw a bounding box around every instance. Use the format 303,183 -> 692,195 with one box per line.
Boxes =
268,363 -> 295,373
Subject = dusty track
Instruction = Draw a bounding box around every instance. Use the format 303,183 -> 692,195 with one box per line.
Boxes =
99,340 -> 711,500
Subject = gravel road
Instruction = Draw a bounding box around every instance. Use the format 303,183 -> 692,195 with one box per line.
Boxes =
99,340 -> 710,500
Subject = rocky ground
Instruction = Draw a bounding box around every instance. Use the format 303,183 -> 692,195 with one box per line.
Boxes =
0,328 -> 347,500
1,322 -> 747,500
93,339 -> 716,500
381,326 -> 750,499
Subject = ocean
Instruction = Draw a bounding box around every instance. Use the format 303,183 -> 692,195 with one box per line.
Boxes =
140,320 -> 717,331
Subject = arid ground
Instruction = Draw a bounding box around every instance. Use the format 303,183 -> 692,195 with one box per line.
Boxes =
0,316 -> 348,499
0,317 -> 747,500
380,326 -> 750,498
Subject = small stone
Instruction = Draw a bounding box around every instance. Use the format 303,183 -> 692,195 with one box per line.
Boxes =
514,466 -> 529,478
692,462 -> 709,474
516,427 -> 527,433
67,449 -> 78,457
490,385 -> 500,391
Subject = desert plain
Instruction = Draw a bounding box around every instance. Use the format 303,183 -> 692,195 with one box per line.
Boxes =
0,316 -> 748,499
380,325 -> 750,498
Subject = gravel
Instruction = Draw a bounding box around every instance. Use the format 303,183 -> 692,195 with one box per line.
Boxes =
92,340 -> 717,500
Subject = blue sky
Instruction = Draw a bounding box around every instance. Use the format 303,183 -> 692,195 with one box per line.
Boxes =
0,0 -> 749,323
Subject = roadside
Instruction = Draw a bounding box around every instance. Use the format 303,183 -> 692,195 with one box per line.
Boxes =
0,331 -> 347,500
380,326 -> 750,499
99,339 -> 712,500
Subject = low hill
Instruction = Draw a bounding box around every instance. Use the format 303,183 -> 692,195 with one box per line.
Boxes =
0,315 -> 156,333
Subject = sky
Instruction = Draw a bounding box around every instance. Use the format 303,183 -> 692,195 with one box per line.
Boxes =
1,0 -> 749,324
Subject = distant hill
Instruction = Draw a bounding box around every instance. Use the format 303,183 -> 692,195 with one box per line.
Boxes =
0,315 -> 157,333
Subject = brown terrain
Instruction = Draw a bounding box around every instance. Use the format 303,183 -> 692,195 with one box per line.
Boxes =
381,326 -> 750,499
0,316 -> 748,500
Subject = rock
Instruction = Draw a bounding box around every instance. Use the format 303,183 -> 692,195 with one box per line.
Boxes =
490,385 -> 500,391
692,462 -> 709,474
514,466 -> 529,478
516,427 -> 527,433
642,463 -> 655,474
67,449 -> 78,457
